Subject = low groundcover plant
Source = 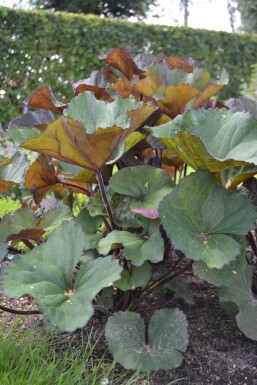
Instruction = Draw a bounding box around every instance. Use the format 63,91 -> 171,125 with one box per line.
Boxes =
0,48 -> 257,372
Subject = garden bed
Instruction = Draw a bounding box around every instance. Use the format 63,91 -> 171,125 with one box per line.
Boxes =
1,272 -> 257,385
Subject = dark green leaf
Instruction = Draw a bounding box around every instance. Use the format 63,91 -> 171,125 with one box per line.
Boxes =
159,171 -> 256,268
114,262 -> 152,290
105,308 -> 188,372
98,219 -> 164,266
219,266 -> 257,340
109,165 -> 174,211
3,221 -> 122,332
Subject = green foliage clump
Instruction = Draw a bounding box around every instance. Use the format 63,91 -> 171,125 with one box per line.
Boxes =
29,0 -> 157,19
0,196 -> 21,217
1,48 -> 257,373
235,0 -> 257,33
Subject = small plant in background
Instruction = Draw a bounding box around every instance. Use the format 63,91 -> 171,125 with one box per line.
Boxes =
0,48 -> 257,372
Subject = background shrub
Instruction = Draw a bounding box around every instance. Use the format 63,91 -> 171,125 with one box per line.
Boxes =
1,6 -> 257,128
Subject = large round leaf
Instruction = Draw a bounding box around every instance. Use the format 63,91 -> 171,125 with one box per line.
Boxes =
105,308 -> 188,372
109,165 -> 174,210
21,93 -> 155,173
2,221 -> 122,332
151,109 -> 257,187
64,92 -> 138,131
159,171 -> 256,268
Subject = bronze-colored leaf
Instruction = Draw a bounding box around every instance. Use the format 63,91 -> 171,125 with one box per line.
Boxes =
157,84 -> 200,117
25,155 -> 59,203
25,155 -> 92,203
21,118 -> 124,172
0,181 -> 15,193
103,65 -> 118,83
7,228 -> 45,242
114,77 -> 140,100
99,48 -> 143,80
192,84 -> 224,109
128,104 -> 156,131
74,83 -> 112,101
134,75 -> 164,98
0,158 -> 12,167
22,95 -> 155,173
166,56 -> 194,73
23,86 -> 67,111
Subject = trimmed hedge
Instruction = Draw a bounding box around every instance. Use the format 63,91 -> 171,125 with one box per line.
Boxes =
1,6 -> 257,128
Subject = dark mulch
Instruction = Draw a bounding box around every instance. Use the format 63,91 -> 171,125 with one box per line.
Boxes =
149,274 -> 257,385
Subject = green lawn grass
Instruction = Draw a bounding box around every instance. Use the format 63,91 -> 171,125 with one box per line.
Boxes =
0,320 -> 149,385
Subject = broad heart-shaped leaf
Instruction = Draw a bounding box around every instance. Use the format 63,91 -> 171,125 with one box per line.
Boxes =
105,308 -> 188,372
219,266 -> 257,341
157,84 -> 200,118
151,109 -> 257,187
21,98 -> 155,173
0,153 -> 29,193
64,92 -> 138,131
2,221 -> 122,332
109,165 -> 174,211
97,219 -> 164,266
159,171 -> 256,268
